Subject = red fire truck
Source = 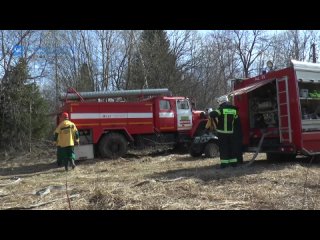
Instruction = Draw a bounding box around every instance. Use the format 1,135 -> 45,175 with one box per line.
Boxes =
228,60 -> 320,160
58,88 -> 214,159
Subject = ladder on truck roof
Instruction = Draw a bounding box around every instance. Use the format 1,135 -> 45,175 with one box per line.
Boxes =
276,77 -> 292,143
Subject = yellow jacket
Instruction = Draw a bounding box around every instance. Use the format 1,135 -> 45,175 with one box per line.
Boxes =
205,116 -> 217,131
54,120 -> 79,147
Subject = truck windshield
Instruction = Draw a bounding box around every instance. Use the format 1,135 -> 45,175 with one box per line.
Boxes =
177,100 -> 189,110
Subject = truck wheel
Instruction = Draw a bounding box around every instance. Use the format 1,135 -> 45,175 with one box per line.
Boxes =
190,149 -> 202,157
204,142 -> 219,158
190,143 -> 203,157
174,143 -> 188,153
99,133 -> 128,159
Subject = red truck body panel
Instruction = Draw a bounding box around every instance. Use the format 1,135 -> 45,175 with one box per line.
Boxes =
60,95 -> 201,145
62,100 -> 156,143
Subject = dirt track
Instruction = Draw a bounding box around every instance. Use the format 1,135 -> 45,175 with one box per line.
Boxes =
0,147 -> 320,210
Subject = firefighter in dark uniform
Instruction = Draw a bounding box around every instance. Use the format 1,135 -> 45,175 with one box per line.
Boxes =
210,95 -> 239,168
234,114 -> 243,164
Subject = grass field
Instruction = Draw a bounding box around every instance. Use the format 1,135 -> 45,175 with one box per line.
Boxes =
1,145 -> 320,210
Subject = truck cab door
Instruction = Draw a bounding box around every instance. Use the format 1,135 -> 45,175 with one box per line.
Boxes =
157,99 -> 175,132
176,99 -> 192,130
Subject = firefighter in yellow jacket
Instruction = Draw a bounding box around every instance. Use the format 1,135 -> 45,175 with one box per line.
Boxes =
205,108 -> 217,133
54,112 -> 80,171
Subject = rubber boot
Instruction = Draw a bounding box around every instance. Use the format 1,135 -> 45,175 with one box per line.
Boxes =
230,162 -> 238,168
64,159 -> 69,171
237,155 -> 244,164
71,159 -> 76,170
220,163 -> 228,169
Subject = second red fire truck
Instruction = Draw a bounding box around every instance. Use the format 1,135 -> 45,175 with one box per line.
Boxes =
58,88 -> 218,159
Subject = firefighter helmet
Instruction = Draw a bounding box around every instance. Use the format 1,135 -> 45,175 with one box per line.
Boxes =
216,95 -> 229,105
61,112 -> 69,119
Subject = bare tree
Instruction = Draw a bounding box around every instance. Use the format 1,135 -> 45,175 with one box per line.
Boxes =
232,30 -> 271,78
0,30 -> 48,82
260,30 -> 319,71
167,31 -> 204,96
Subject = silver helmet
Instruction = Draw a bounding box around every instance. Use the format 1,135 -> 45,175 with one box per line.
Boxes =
216,95 -> 229,105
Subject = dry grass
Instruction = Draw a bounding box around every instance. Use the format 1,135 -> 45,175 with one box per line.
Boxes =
1,145 -> 320,210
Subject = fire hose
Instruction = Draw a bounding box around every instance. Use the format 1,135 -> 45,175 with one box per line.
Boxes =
246,130 -> 275,166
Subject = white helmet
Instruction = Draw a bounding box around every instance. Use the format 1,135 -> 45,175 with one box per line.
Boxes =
207,108 -> 213,113
216,95 -> 229,105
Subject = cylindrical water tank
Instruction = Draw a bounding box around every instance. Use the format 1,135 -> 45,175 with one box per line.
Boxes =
60,88 -> 171,100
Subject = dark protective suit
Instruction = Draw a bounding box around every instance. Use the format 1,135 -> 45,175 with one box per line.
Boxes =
210,102 -> 240,168
234,115 -> 243,163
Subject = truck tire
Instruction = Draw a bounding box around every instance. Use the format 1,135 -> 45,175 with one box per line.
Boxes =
190,144 -> 203,157
173,143 -> 188,153
190,149 -> 202,157
99,132 -> 128,159
204,142 -> 219,158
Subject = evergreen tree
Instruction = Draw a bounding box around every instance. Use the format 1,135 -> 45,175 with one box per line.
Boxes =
77,63 -> 94,92
127,30 -> 182,93
0,58 -> 50,150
